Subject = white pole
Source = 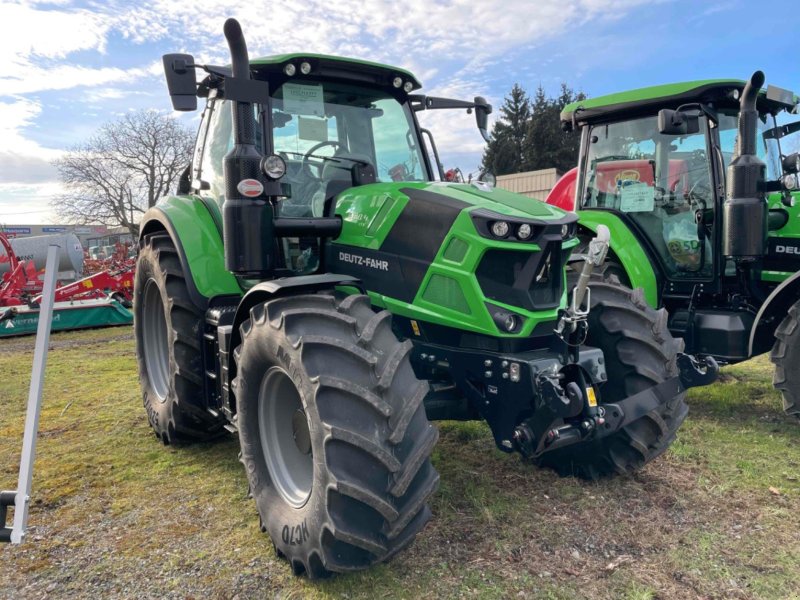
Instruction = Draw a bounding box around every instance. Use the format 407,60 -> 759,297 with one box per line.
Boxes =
9,244 -> 59,544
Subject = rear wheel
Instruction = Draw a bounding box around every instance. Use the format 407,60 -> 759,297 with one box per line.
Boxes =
770,298 -> 800,419
134,233 -> 224,444
234,293 -> 439,577
536,282 -> 688,479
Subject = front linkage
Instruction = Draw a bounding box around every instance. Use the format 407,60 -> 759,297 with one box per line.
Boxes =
513,351 -> 718,458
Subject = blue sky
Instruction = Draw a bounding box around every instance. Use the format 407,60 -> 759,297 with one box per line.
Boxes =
0,0 -> 796,224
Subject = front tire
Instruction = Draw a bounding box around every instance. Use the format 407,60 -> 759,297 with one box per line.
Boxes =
134,233 -> 224,444
536,282 -> 688,479
234,293 -> 439,577
770,298 -> 800,419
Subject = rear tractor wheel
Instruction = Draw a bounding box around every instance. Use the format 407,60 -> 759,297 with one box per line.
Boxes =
234,293 -> 440,577
134,233 -> 224,444
770,298 -> 800,419
536,281 -> 688,479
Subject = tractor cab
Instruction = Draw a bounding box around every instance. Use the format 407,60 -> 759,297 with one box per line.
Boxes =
555,78 -> 800,292
168,52 -> 492,274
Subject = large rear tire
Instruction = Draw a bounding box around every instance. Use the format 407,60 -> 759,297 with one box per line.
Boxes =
234,293 -> 439,578
536,282 -> 688,479
134,233 -> 225,444
770,298 -> 800,419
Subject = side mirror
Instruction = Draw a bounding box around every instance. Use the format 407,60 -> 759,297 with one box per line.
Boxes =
782,152 -> 800,174
658,108 -> 699,135
162,53 -> 198,111
477,170 -> 496,188
474,96 -> 492,143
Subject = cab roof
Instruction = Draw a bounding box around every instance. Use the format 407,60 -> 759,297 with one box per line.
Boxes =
561,79 -> 798,128
250,53 -> 422,92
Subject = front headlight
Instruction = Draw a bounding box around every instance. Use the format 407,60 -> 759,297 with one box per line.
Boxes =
491,221 -> 510,238
261,154 -> 287,180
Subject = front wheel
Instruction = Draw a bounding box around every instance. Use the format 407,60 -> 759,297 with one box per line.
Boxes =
770,298 -> 800,419
535,282 -> 688,479
234,293 -> 439,577
133,233 -> 224,443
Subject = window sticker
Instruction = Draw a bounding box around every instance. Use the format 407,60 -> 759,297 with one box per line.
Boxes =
298,116 -> 328,142
282,83 -> 325,116
619,182 -> 655,212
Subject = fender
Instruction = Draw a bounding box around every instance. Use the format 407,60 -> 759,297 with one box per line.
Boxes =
748,270 -> 800,356
575,212 -> 660,307
226,274 -> 364,410
139,195 -> 241,309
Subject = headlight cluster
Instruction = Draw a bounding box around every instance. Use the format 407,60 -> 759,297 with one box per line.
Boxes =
392,76 -> 415,93
472,208 -> 578,243
283,61 -> 313,76
489,220 -> 535,241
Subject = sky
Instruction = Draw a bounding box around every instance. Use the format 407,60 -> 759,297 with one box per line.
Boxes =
1,0 -> 797,225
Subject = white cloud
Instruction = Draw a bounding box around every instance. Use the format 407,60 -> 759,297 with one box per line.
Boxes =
0,182 -> 61,225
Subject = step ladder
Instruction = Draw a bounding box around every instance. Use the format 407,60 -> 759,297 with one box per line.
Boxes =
1,245 -> 59,544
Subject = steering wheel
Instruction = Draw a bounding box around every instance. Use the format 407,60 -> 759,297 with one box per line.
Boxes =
302,140 -> 342,181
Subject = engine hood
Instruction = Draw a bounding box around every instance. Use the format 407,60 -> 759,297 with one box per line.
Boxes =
337,180 -> 572,221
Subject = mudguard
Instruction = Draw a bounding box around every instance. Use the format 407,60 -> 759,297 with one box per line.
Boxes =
575,212 -> 660,307
139,195 -> 241,309
749,270 -> 800,356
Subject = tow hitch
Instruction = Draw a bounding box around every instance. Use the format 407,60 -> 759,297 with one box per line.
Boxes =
514,353 -> 719,458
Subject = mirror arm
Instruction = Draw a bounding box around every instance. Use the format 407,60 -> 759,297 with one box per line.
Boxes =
675,102 -> 718,125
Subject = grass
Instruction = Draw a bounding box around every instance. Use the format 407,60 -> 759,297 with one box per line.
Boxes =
0,326 -> 798,599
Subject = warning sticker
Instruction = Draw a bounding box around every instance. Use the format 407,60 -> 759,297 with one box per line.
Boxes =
282,83 -> 325,117
586,386 -> 597,407
619,182 -> 655,213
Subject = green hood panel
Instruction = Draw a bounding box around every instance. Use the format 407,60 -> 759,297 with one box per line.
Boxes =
331,181 -> 577,338
334,181 -> 570,249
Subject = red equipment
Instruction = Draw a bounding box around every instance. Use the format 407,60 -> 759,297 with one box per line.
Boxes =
1,232 -> 134,308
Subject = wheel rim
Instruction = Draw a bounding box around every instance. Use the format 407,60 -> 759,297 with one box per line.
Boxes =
142,278 -> 170,402
258,367 -> 313,508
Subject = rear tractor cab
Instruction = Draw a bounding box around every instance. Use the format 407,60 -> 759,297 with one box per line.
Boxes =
134,18 -> 717,578
549,72 -> 800,418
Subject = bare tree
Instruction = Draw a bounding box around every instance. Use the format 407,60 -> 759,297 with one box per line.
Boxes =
53,111 -> 194,237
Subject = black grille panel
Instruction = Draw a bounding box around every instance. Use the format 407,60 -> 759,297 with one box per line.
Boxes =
476,243 -> 570,311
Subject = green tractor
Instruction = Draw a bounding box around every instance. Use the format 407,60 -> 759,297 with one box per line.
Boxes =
134,18 -> 716,577
546,72 -> 800,419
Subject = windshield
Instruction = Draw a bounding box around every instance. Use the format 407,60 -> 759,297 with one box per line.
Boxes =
270,80 -> 428,218
717,111 -> 782,181
582,114 -> 714,278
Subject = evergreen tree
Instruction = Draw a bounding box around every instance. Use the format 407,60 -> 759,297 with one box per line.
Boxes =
482,82 -> 586,175
481,84 -> 531,175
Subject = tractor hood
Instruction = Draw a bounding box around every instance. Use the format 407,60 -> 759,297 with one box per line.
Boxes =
336,181 -> 572,222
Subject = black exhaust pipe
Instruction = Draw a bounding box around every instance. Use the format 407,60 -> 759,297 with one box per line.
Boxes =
722,71 -> 767,260
222,18 -> 276,276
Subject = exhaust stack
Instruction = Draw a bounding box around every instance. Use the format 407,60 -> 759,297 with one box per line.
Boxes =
722,71 -> 767,260
221,18 -> 275,276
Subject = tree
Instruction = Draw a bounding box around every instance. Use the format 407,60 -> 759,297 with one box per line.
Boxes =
525,83 -> 586,172
54,111 -> 194,237
482,84 -> 531,175
482,82 -> 586,176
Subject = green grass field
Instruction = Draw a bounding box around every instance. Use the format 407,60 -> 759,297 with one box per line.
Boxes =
1,326 -> 798,599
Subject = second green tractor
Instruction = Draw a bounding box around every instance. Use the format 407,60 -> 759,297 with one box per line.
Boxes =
547,72 -> 800,419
